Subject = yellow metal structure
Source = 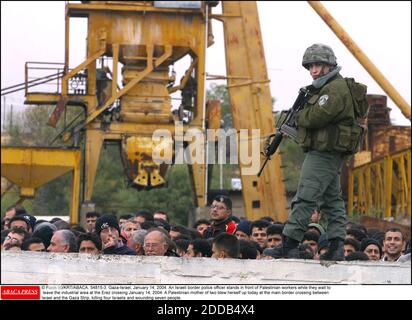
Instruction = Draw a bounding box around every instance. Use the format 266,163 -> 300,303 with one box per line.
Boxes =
219,1 -> 288,221
348,148 -> 411,222
122,136 -> 173,188
26,1 -> 210,211
309,1 -> 411,224
6,1 -> 408,224
1,147 -> 81,224
308,1 -> 411,121
21,1 -> 289,222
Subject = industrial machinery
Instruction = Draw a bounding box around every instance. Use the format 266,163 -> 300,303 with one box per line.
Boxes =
1,147 -> 81,224
2,1 -> 409,224
3,1 -> 288,223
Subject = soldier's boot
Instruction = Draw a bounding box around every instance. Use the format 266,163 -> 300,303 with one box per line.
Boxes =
266,236 -> 299,258
319,238 -> 344,261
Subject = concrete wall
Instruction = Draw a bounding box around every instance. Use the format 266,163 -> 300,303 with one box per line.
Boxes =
2,251 -> 410,284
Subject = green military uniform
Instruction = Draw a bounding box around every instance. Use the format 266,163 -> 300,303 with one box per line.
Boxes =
265,44 -> 368,260
282,71 -> 355,243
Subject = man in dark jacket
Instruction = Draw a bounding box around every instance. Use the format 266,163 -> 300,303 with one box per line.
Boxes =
95,214 -> 136,255
203,195 -> 237,239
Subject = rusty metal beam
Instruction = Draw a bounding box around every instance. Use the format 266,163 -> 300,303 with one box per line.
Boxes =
308,1 -> 411,121
222,1 -> 288,221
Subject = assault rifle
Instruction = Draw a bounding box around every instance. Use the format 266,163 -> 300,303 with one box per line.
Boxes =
257,87 -> 311,177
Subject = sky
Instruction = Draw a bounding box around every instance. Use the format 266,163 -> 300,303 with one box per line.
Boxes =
1,1 -> 411,125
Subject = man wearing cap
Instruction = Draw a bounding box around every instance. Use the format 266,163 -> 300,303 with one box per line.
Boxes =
235,220 -> 252,240
95,214 -> 136,255
9,215 -> 34,234
250,220 -> 270,250
203,195 -> 237,239
360,238 -> 382,261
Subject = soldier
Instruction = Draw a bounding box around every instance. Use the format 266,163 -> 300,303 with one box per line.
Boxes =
273,44 -> 367,261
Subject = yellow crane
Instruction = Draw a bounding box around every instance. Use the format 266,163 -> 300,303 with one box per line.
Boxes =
2,1 -> 288,224
2,1 -> 409,224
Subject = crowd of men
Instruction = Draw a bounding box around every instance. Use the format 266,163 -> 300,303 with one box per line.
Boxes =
1,195 -> 410,263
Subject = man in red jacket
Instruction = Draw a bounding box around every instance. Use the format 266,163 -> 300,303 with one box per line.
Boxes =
203,195 -> 237,239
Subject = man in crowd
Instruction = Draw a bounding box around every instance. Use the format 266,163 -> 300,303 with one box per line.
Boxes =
128,229 -> 147,255
193,219 -> 211,237
78,233 -> 101,254
133,210 -> 154,224
301,230 -> 320,255
95,214 -> 136,255
250,220 -> 270,250
343,238 -> 360,258
153,210 -> 169,222
203,195 -> 237,239
2,227 -> 29,250
143,229 -> 170,256
21,237 -> 46,252
8,215 -> 34,234
84,211 -> 100,233
48,230 -> 78,253
118,214 -> 133,227
212,233 -> 239,259
186,239 -> 212,258
2,205 -> 27,230
121,219 -> 141,247
360,238 -> 382,261
235,220 -> 251,240
239,239 -> 258,259
266,223 -> 284,249
382,228 -> 404,262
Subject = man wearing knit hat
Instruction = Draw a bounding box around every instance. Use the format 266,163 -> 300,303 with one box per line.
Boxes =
95,214 -> 136,255
360,238 -> 382,261
235,220 -> 251,240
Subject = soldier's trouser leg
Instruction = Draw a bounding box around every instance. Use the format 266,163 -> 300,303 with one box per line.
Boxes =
283,151 -> 344,242
320,168 -> 347,241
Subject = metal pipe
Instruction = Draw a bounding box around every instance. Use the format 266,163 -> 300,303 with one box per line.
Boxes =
308,1 -> 411,121
203,3 -> 209,208
65,5 -> 70,75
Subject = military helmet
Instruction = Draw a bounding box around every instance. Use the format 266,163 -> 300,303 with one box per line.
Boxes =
302,43 -> 337,69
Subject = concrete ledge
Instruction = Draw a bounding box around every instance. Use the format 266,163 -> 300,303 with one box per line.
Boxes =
1,251 -> 410,284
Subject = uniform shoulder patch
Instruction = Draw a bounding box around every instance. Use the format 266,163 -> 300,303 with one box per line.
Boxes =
318,95 -> 329,106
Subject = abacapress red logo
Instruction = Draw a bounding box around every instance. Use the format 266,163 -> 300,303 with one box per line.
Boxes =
1,286 -> 40,300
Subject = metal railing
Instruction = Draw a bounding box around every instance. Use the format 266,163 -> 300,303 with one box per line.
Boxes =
24,62 -> 65,95
348,148 -> 411,223
24,62 -> 87,96
1,62 -> 62,96
1,61 -> 88,97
